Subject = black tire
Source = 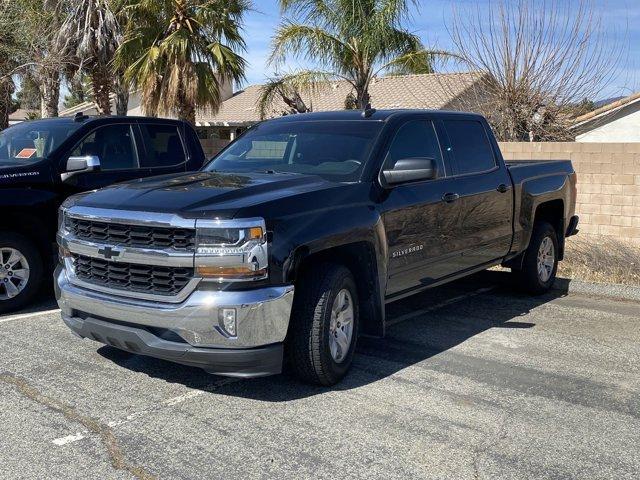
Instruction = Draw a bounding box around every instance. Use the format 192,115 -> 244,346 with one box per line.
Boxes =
0,232 -> 44,314
287,263 -> 359,386
514,221 -> 559,295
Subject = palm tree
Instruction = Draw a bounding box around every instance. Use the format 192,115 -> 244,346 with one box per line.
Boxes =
115,0 -> 249,124
56,0 -> 121,116
266,0 -> 446,111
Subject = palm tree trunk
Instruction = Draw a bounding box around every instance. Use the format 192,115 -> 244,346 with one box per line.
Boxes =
0,78 -> 14,130
40,70 -> 60,118
114,74 -> 129,116
177,102 -> 196,125
355,85 -> 371,110
91,65 -> 112,116
176,86 -> 196,124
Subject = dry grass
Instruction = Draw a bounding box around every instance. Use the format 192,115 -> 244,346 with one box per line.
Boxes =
559,235 -> 640,286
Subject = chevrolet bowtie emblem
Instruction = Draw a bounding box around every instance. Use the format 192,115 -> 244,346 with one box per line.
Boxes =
97,246 -> 121,260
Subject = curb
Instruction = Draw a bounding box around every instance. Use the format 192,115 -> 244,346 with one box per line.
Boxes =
553,277 -> 640,302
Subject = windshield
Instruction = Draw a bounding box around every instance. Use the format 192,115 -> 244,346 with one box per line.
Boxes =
206,120 -> 383,182
0,121 -> 81,167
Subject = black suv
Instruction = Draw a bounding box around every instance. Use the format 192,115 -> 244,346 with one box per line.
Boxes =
0,115 -> 206,312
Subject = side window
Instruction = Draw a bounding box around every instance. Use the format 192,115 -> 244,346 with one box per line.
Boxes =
70,124 -> 139,171
384,121 -> 444,177
443,120 -> 496,175
140,124 -> 186,168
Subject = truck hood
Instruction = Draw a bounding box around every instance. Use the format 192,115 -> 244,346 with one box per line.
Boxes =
77,171 -> 342,218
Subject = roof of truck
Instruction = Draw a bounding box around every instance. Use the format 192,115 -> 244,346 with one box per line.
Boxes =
9,115 -> 188,128
262,109 -> 483,124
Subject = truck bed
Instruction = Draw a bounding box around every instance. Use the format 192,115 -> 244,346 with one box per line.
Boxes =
506,159 -> 574,185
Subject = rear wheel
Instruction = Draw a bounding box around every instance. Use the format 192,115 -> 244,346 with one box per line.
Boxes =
514,221 -> 558,295
0,233 -> 44,314
287,263 -> 359,386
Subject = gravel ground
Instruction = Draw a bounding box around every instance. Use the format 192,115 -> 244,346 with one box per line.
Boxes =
0,271 -> 638,480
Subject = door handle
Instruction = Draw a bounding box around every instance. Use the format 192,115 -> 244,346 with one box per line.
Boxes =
497,183 -> 510,193
442,192 -> 460,203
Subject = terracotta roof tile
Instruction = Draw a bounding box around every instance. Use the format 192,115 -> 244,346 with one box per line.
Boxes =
198,72 -> 487,125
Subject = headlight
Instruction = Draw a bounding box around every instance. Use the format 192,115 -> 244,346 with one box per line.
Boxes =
195,219 -> 268,282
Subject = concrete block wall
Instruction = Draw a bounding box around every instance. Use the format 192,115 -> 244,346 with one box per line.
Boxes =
499,143 -> 640,241
200,139 -> 231,158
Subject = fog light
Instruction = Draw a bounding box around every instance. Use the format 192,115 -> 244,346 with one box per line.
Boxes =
219,308 -> 237,337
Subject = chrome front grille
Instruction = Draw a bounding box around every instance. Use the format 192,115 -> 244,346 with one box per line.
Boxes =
73,254 -> 194,296
68,218 -> 195,251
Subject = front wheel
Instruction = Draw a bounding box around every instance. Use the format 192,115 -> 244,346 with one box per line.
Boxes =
514,221 -> 558,295
0,233 -> 44,314
287,263 -> 359,386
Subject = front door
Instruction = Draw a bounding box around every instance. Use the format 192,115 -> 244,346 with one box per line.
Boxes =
381,120 -> 464,298
59,122 -> 148,195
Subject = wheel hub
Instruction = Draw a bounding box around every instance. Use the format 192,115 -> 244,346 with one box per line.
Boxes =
329,289 -> 354,363
536,237 -> 555,283
0,247 -> 30,300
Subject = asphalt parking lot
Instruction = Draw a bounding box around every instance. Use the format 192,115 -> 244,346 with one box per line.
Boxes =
1,271 -> 638,480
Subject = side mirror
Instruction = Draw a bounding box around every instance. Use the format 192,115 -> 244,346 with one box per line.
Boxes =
381,157 -> 436,186
61,155 -> 101,181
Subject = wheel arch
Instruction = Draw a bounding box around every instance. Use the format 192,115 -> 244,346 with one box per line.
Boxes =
289,241 -> 386,338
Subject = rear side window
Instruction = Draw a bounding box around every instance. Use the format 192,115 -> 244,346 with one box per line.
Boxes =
384,121 -> 444,176
443,120 -> 496,175
70,124 -> 139,171
140,124 -> 186,168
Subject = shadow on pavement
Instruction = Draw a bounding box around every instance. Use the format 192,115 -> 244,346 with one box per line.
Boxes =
0,291 -> 57,320
97,270 -> 570,401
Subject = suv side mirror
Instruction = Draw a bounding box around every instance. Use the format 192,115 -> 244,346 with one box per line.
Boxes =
61,155 -> 101,181
381,157 -> 436,186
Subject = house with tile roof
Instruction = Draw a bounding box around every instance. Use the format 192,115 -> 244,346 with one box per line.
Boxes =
572,91 -> 640,142
60,72 -> 493,155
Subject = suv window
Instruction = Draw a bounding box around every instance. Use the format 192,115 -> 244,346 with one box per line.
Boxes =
70,124 -> 139,171
139,124 -> 186,168
443,120 -> 496,175
384,121 -> 444,176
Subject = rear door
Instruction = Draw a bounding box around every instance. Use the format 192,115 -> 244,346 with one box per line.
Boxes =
137,122 -> 190,174
439,118 -> 513,270
381,119 -> 469,298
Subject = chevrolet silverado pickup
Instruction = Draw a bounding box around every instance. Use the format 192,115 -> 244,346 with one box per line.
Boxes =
55,110 -> 579,385
0,114 -> 205,312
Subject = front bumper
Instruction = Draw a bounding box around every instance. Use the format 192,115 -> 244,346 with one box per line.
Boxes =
55,266 -> 294,377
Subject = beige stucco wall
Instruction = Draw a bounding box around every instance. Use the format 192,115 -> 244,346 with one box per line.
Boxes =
500,142 -> 640,241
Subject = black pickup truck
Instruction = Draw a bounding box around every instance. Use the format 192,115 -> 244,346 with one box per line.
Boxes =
0,115 -> 205,312
55,110 -> 578,385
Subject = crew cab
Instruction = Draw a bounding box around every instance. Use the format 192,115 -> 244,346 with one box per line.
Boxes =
0,115 -> 205,312
55,110 -> 579,385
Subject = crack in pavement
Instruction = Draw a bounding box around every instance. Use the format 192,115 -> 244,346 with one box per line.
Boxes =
0,372 -> 156,480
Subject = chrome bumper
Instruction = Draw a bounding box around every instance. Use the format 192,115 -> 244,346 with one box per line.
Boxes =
55,266 -> 294,349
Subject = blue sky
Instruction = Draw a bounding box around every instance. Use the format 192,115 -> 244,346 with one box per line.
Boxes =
241,0 -> 640,99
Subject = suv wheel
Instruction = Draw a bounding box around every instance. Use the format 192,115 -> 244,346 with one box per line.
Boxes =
515,221 -> 559,295
0,233 -> 44,314
288,263 -> 359,386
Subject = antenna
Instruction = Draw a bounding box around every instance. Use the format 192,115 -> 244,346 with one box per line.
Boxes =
74,112 -> 89,122
362,103 -> 376,118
